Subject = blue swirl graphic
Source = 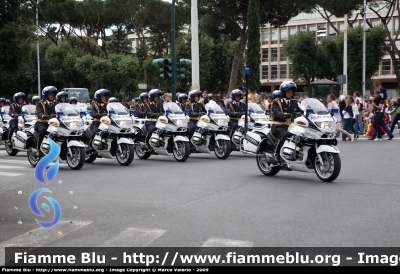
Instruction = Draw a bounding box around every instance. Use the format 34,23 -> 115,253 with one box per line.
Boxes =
34,139 -> 60,185
29,188 -> 62,228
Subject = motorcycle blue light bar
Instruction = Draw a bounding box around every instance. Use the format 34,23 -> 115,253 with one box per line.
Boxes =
208,109 -> 214,114
306,109 -> 314,115
57,112 -> 63,117
130,110 -> 136,115
166,110 -> 172,115
225,109 -> 231,114
109,110 -> 115,115
332,109 -> 339,114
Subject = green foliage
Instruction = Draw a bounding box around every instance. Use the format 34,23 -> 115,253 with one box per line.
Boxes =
245,0 -> 261,92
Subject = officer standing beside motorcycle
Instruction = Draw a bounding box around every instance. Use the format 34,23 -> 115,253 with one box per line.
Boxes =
143,89 -> 164,148
227,89 -> 246,136
56,91 -> 68,104
35,86 -> 58,156
177,93 -> 188,112
7,92 -> 26,146
186,90 -> 206,139
271,81 -> 302,164
133,92 -> 149,118
88,89 -> 109,151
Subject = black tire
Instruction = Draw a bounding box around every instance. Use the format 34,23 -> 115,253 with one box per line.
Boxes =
256,150 -> 280,176
135,144 -> 151,159
85,152 -> 97,163
173,141 -> 190,162
27,148 -> 40,168
67,147 -> 85,170
5,141 -> 18,156
116,143 -> 134,166
314,152 -> 341,182
214,139 -> 231,159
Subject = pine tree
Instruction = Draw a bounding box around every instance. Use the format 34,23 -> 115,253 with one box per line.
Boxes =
245,0 -> 261,93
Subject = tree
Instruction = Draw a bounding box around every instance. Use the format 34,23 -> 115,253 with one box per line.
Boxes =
183,0 -> 318,93
245,0 -> 261,92
282,32 -> 320,85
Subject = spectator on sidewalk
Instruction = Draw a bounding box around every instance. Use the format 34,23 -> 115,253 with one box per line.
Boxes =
369,90 -> 394,141
353,91 -> 364,137
327,94 -> 354,141
341,98 -> 355,142
388,97 -> 400,133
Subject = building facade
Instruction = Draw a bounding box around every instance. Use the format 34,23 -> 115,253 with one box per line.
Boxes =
259,7 -> 399,95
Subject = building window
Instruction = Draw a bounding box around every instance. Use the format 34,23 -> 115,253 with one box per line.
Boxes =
372,19 -> 381,27
271,48 -> 278,62
299,26 -> 307,33
271,29 -> 278,44
308,24 -> 316,33
271,65 -> 278,79
280,48 -> 287,61
289,27 -> 297,37
382,59 -> 391,75
395,18 -> 399,36
262,66 -> 268,79
338,22 -> 345,32
289,64 -> 294,78
262,30 -> 269,45
280,64 -> 287,79
280,29 -> 288,42
329,24 -> 337,36
262,48 -> 268,62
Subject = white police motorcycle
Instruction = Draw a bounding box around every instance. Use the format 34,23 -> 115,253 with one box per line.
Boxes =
5,105 -> 37,156
84,102 -> 135,166
243,98 -> 341,182
231,103 -> 271,152
0,106 -> 11,144
134,102 -> 191,162
27,103 -> 86,170
190,101 -> 231,159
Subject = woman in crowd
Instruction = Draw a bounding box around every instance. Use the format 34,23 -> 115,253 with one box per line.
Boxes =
388,97 -> 400,133
327,94 -> 354,142
342,98 -> 355,142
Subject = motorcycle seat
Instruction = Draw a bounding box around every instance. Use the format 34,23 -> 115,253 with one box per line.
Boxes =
268,132 -> 279,142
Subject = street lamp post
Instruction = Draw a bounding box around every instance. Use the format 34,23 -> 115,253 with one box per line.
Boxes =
36,0 -> 41,97
171,0 -> 177,102
343,14 -> 348,97
191,0 -> 200,90
362,0 -> 367,100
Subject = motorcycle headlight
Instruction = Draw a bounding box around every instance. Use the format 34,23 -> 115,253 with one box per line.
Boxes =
216,118 -> 228,125
173,118 -> 188,126
255,117 -> 268,122
119,120 -> 132,127
315,121 -> 335,131
65,121 -> 83,130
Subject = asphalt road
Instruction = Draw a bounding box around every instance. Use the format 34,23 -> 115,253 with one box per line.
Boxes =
0,136 -> 400,265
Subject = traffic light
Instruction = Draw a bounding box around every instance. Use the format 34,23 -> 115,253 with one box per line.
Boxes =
152,58 -> 173,80
176,59 -> 192,81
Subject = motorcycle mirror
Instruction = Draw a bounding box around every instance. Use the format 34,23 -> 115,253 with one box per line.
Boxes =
208,109 -> 214,114
306,109 -> 314,116
225,109 -> 231,114
130,110 -> 136,116
109,110 -> 115,115
57,112 -> 63,117
166,109 -> 172,115
22,111 -> 27,115
249,109 -> 254,113
80,111 -> 86,117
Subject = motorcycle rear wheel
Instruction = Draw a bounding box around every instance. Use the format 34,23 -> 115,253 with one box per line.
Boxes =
85,151 -> 97,163
5,141 -> 18,156
27,148 -> 40,167
256,150 -> 280,176
135,144 -> 152,159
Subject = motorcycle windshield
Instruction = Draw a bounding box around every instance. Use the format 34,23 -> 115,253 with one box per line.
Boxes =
55,103 -> 79,116
205,101 -> 224,114
300,98 -> 330,115
164,102 -> 183,114
107,103 -> 128,115
1,106 -> 10,114
22,105 -> 36,115
72,103 -> 87,112
248,103 -> 263,113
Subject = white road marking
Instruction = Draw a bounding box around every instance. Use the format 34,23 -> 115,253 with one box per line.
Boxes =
0,159 -> 30,164
0,220 -> 93,266
0,171 -> 24,177
102,228 -> 166,247
201,237 -> 254,247
0,165 -> 31,170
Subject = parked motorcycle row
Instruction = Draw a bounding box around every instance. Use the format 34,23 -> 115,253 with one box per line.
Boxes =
0,98 -> 341,182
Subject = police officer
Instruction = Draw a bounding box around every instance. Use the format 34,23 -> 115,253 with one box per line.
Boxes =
0,98 -> 6,108
186,90 -> 206,139
35,86 -> 58,155
5,99 -> 11,106
108,97 -> 118,103
69,97 -> 78,105
133,93 -> 149,118
268,90 -> 281,120
143,89 -> 163,148
7,92 -> 26,146
32,96 -> 41,106
88,89 -> 109,150
177,93 -> 188,112
227,89 -> 246,136
56,91 -> 68,104
271,81 -> 302,164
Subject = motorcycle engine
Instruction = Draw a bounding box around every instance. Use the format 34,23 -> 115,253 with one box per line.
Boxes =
282,148 -> 296,161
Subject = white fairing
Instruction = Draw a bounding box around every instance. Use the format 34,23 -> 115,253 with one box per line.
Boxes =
242,131 -> 262,154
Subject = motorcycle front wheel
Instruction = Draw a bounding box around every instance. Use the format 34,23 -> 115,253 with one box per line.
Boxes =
214,139 -> 231,159
173,141 -> 190,162
256,150 -> 280,176
5,141 -> 18,156
116,143 -> 134,166
27,147 -> 40,167
67,146 -> 85,170
314,152 -> 341,182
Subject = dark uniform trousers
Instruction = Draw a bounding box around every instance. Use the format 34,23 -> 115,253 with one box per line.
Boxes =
34,122 -> 49,149
143,102 -> 163,145
89,103 -> 108,142
8,103 -> 23,142
35,100 -> 56,150
227,101 -> 246,136
186,102 -> 206,139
